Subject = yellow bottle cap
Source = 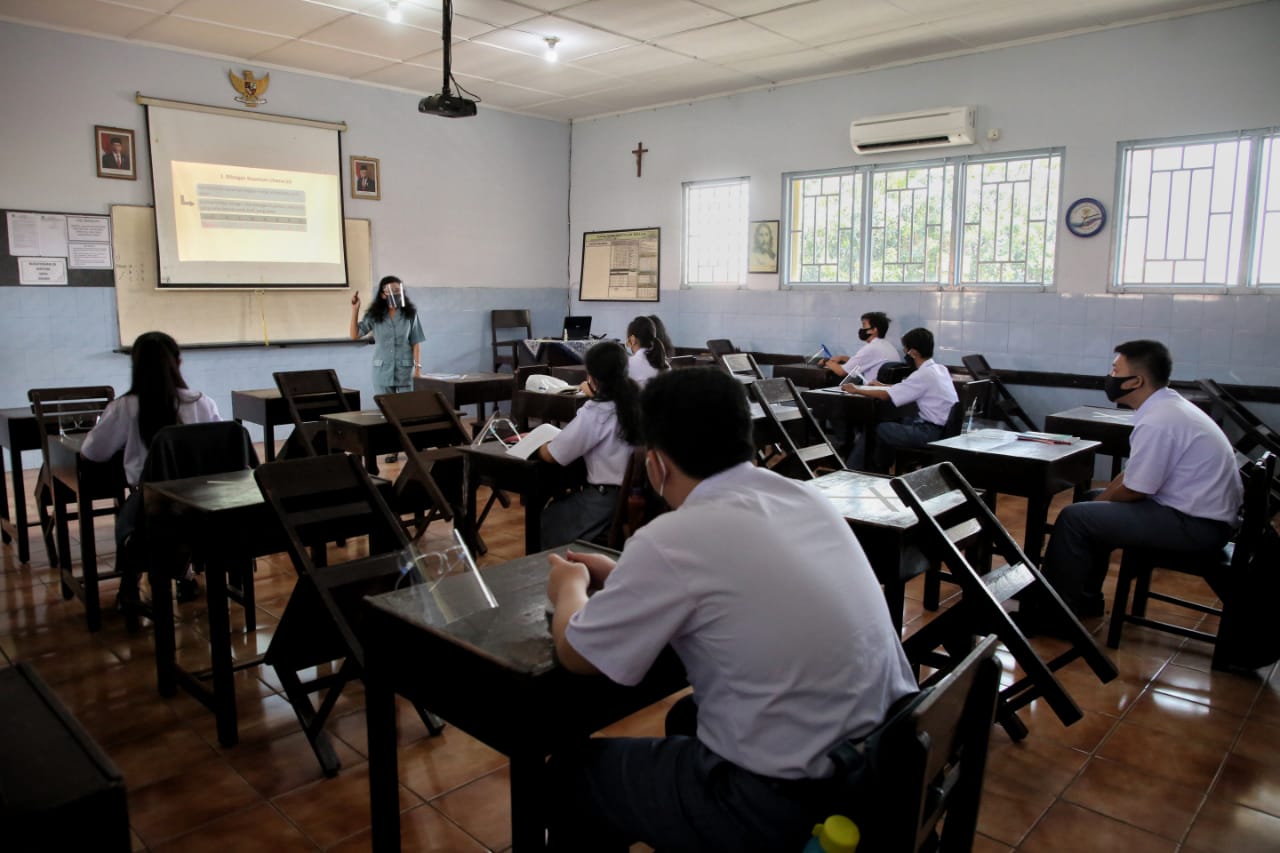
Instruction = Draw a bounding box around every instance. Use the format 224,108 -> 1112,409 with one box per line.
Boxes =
814,814 -> 860,853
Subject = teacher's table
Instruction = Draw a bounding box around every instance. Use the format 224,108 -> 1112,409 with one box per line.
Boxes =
415,373 -> 513,422
1043,406 -> 1135,480
0,407 -> 41,564
231,387 -> 361,462
928,429 -> 1099,564
322,410 -> 400,475
808,469 -> 969,630
48,435 -> 127,632
458,442 -> 584,556
519,338 -> 593,366
363,545 -> 687,852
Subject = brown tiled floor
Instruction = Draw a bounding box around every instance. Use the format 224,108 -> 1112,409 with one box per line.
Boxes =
2,458 -> 1278,851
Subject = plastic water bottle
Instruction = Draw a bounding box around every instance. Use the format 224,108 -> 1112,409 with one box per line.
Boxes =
962,399 -> 978,434
802,815 -> 860,853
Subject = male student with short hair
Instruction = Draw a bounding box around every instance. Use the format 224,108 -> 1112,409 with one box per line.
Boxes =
544,367 -> 916,852
823,310 -> 899,385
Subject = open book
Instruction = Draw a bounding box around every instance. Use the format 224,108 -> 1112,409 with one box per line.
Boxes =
506,422 -> 561,459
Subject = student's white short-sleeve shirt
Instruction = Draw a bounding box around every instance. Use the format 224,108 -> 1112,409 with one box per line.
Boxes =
1125,387 -> 1242,524
842,337 -> 899,385
565,463 -> 918,780
886,358 -> 959,425
81,389 -> 221,485
628,348 -> 660,386
546,399 -> 631,486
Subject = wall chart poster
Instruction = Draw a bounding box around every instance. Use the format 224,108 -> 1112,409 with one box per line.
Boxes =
579,227 -> 659,302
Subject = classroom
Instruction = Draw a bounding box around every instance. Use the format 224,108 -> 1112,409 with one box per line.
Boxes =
1,1 -> 1278,850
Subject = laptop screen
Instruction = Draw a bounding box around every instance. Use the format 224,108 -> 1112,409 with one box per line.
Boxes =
563,316 -> 592,340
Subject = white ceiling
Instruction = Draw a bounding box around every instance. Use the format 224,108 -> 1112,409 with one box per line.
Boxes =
0,0 -> 1257,120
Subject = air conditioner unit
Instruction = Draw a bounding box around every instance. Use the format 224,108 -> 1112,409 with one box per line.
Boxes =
849,106 -> 976,154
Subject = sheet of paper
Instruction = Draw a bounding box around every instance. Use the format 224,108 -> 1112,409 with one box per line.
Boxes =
506,422 -> 561,459
7,211 -> 71,257
18,257 -> 69,285
65,215 -> 111,242
68,242 -> 113,269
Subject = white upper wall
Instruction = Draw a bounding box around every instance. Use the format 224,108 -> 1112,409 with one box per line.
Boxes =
567,2 -> 1280,296
0,21 -> 570,289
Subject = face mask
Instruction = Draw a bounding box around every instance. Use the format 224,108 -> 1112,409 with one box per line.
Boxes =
1103,374 -> 1139,402
384,286 -> 403,308
646,451 -> 668,500
858,328 -> 872,341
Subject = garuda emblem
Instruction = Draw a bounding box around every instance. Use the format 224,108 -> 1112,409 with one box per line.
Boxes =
229,69 -> 270,107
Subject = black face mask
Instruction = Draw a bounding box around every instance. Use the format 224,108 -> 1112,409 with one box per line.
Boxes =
857,328 -> 872,341
1103,374 -> 1139,402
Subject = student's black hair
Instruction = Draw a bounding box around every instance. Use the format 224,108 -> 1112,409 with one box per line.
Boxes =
1114,339 -> 1172,387
639,367 -> 754,479
364,275 -> 417,323
586,342 -> 642,445
127,331 -> 189,447
648,314 -> 675,357
900,327 -> 935,360
862,311 -> 890,338
627,316 -> 670,373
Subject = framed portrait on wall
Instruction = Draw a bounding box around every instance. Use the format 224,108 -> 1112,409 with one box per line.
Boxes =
351,155 -> 380,200
748,219 -> 779,274
96,126 -> 136,180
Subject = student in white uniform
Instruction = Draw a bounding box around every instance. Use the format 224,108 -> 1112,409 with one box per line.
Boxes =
1027,340 -> 1243,626
822,311 -> 899,385
842,326 -> 958,472
543,367 -> 917,853
538,342 -> 640,548
624,315 -> 670,386
81,331 -> 221,603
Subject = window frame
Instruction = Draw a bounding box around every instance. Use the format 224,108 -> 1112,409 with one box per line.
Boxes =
681,175 -> 750,288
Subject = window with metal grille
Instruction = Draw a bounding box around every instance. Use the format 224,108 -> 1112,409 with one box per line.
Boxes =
787,171 -> 861,284
1115,129 -> 1279,289
683,177 -> 749,286
958,152 -> 1060,286
869,161 -> 955,286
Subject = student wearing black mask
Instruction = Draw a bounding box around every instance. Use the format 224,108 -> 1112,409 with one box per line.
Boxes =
822,311 -> 898,385
1023,340 -> 1242,631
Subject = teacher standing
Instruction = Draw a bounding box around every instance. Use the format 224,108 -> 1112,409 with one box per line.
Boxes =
350,275 -> 426,459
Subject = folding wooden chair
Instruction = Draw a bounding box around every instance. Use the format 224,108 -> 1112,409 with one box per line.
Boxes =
961,354 -> 1037,432
749,378 -> 844,479
890,462 -> 1118,740
892,379 -> 993,473
375,390 -> 470,539
272,369 -> 352,458
255,454 -> 444,775
491,309 -> 532,372
705,338 -> 737,356
716,351 -> 764,382
28,386 -> 123,625
1108,452 -> 1276,670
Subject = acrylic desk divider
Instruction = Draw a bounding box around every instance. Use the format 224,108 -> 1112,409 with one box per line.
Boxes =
472,411 -> 521,447
396,528 -> 498,625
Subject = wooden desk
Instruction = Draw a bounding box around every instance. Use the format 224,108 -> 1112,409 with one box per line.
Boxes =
1043,406 -> 1134,479
143,469 -> 284,746
48,435 -> 127,632
519,338 -> 594,366
928,429 -> 1099,563
363,546 -> 686,852
773,363 -> 835,389
415,373 -> 513,421
511,389 -> 589,430
459,443 -> 583,555
801,386 -> 878,454
809,470 -> 966,629
0,407 -> 41,564
322,409 -> 400,475
231,387 -> 361,462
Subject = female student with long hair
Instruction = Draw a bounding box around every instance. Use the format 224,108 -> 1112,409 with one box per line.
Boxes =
648,314 -> 675,358
82,331 -> 220,602
625,315 -> 670,387
350,275 -> 426,460
537,342 -> 642,548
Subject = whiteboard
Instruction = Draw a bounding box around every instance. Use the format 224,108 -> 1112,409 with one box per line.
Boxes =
111,204 -> 370,347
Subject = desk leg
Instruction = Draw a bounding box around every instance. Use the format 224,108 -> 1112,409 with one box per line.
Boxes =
150,543 -> 177,697
367,661 -> 401,853
0,447 -> 10,548
206,558 -> 239,747
523,488 -> 542,556
1024,494 -> 1050,566
53,483 -> 73,596
509,751 -> 548,852
76,473 -> 101,632
461,456 -> 479,554
263,424 -> 276,462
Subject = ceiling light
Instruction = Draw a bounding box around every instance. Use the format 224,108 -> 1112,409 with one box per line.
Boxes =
544,36 -> 560,64
386,0 -> 402,24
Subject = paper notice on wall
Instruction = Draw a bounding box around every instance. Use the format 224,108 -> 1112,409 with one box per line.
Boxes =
18,257 -> 69,285
68,242 -> 113,269
65,215 -> 111,242
6,211 -> 69,257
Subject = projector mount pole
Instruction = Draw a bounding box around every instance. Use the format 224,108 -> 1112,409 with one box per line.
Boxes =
440,0 -> 453,96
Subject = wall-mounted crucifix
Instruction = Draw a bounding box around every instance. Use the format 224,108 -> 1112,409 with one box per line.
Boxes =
632,141 -> 648,177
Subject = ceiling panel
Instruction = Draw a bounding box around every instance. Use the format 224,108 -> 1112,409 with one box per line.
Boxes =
652,19 -> 802,61
0,0 -> 159,36
749,0 -> 913,46
695,0 -> 816,15
449,73 -> 559,107
473,14 -> 639,61
557,0 -> 733,42
168,0 -> 348,37
355,58 -> 442,89
722,48 -> 859,82
571,44 -> 697,76
105,0 -> 185,12
300,12 -> 445,59
449,0 -> 543,27
129,15 -> 291,57
252,39 -> 398,76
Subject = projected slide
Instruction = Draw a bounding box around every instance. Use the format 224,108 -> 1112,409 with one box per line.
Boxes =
171,162 -> 342,264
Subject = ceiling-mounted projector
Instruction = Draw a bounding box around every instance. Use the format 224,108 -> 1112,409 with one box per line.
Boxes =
418,92 -> 477,118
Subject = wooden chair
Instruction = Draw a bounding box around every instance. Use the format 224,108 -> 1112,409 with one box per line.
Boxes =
272,369 -> 352,458
122,421 -> 260,632
28,386 -> 123,625
890,462 -> 1118,740
961,354 -> 1037,431
1107,452 -> 1276,670
668,355 -> 699,369
705,338 -> 736,356
717,351 -> 764,382
375,390 -> 469,539
892,379 -> 993,473
254,453 -> 444,775
491,309 -> 532,372
749,378 -> 844,479
830,635 -> 1000,853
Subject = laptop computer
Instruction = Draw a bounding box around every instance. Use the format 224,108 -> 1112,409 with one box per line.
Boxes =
562,316 -> 592,340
